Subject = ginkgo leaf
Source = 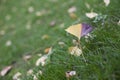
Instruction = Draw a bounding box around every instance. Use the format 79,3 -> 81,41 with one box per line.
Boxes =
65,23 -> 93,39
65,24 -> 82,39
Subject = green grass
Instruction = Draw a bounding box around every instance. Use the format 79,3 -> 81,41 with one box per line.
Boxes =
0,0 -> 120,80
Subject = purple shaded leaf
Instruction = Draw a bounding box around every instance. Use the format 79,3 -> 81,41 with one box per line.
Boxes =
81,23 -> 93,37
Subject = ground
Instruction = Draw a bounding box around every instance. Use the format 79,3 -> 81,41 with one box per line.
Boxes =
0,0 -> 120,80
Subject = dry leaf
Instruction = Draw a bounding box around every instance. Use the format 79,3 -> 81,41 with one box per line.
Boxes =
68,6 -> 77,13
33,75 -> 38,80
44,47 -> 51,54
86,12 -> 98,19
13,72 -> 22,80
65,24 -> 82,39
66,71 -> 76,78
65,23 -> 93,39
23,55 -> 32,61
41,34 -> 49,40
36,55 -> 48,66
58,41 -> 65,46
103,0 -> 110,6
27,69 -> 33,75
0,65 -> 12,76
36,48 -> 52,66
68,46 -> 82,56
13,72 -> 21,80
69,13 -> 77,19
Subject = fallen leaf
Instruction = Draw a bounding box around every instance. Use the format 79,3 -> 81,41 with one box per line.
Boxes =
69,13 -> 77,19
65,23 -> 93,39
36,48 -> 52,66
6,40 -> 12,46
86,12 -> 98,19
118,20 -> 120,26
13,72 -> 22,80
44,47 -> 51,54
66,71 -> 76,78
33,75 -> 38,80
50,20 -> 56,27
68,6 -> 77,13
68,46 -> 82,56
0,65 -> 12,76
27,69 -> 33,75
58,41 -> 65,46
41,34 -> 49,40
103,0 -> 110,6
36,55 -> 48,66
23,55 -> 32,61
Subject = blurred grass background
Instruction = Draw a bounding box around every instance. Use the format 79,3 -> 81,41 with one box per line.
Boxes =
0,0 -> 120,80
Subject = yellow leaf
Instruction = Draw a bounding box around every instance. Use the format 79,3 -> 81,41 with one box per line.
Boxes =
65,24 -> 82,39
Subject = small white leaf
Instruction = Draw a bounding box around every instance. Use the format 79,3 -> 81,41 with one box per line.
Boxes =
104,0 -> 110,6
68,6 -> 77,13
86,12 -> 98,19
6,40 -> 12,46
36,55 -> 48,66
66,71 -> 76,78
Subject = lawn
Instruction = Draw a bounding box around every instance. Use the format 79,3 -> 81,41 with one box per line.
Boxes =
0,0 -> 120,80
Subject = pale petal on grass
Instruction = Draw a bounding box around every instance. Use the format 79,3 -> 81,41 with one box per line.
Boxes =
104,0 -> 110,6
0,65 -> 12,76
86,12 -> 98,19
13,72 -> 22,80
6,40 -> 12,46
